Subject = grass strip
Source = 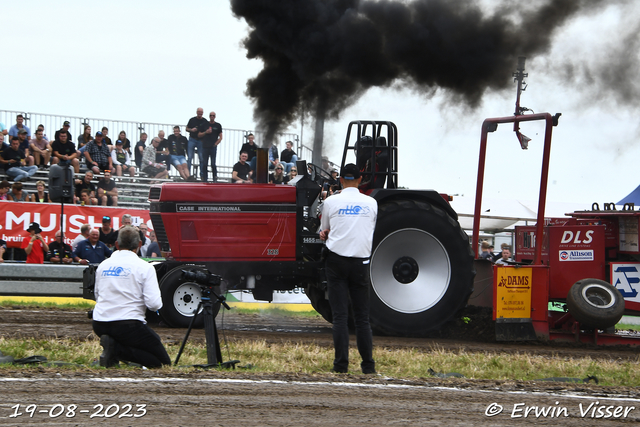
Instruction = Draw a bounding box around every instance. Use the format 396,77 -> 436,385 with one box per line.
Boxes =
1,337 -> 640,387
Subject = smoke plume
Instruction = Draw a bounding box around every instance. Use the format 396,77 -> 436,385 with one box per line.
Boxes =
231,0 -> 633,145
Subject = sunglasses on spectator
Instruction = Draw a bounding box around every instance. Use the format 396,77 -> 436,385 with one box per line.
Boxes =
103,216 -> 111,221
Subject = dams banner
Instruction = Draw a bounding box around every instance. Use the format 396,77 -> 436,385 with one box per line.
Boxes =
0,202 -> 151,248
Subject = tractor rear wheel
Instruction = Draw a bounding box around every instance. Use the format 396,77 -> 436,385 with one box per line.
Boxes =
369,199 -> 475,337
566,279 -> 624,329
158,265 -> 221,328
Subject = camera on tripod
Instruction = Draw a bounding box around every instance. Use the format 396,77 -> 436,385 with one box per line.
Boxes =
181,269 -> 221,288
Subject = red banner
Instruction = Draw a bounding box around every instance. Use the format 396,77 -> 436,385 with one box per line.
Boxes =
0,202 -> 152,248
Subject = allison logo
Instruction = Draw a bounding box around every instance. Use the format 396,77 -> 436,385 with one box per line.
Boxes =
559,250 -> 593,261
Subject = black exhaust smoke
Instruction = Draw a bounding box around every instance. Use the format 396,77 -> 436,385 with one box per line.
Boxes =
231,0 -> 631,150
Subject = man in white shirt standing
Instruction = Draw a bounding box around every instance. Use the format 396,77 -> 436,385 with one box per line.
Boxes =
92,226 -> 170,368
319,163 -> 378,374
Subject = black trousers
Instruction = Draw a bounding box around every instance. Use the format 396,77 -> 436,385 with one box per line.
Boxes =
93,320 -> 171,368
325,251 -> 375,373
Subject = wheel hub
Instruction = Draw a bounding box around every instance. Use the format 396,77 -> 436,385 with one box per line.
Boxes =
371,228 -> 451,314
392,256 -> 419,284
173,283 -> 202,316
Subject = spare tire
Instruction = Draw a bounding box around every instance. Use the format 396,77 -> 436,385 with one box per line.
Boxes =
369,199 -> 475,337
566,279 -> 625,329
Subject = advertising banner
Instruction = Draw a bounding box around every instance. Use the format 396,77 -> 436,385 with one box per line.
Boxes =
495,266 -> 532,319
0,202 -> 151,247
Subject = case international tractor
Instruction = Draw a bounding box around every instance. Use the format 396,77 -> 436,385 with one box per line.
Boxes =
148,121 -> 476,337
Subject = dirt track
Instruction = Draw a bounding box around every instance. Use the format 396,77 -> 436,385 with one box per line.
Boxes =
2,308 -> 640,426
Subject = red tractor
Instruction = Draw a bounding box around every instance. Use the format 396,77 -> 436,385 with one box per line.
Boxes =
149,120 -> 476,336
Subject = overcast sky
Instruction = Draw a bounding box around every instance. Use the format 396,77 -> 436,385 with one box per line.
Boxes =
4,0 -> 640,209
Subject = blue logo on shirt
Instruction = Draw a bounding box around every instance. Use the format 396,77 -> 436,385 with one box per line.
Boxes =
338,205 -> 370,215
102,266 -> 132,277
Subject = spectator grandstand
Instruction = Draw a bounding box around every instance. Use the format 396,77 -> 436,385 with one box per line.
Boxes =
1,109 -> 310,208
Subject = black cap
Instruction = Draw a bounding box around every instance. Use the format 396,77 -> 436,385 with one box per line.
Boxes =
95,131 -> 103,136
27,222 -> 42,233
116,139 -> 123,144
63,121 -> 71,126
340,163 -> 360,180
18,129 -> 27,134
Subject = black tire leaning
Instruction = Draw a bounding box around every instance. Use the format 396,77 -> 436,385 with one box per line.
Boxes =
566,279 -> 625,329
369,199 -> 475,337
305,285 -> 333,323
158,265 -> 221,328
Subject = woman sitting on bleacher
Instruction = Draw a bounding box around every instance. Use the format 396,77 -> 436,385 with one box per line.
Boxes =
7,182 -> 29,202
30,180 -> 50,203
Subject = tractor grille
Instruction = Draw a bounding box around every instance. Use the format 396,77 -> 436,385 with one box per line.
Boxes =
150,213 -> 170,251
148,187 -> 161,201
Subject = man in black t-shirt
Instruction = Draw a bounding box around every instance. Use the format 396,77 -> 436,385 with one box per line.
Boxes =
97,170 -> 118,206
167,126 -> 192,181
54,121 -> 73,143
0,137 -> 38,182
51,132 -> 80,173
134,133 -> 147,169
47,230 -> 74,263
232,152 -> 253,184
239,133 -> 258,174
197,111 -> 223,182
155,130 -> 171,171
74,171 -> 98,204
185,108 -> 208,176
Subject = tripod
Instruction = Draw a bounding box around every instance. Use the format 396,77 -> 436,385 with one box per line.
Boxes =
174,284 -> 237,368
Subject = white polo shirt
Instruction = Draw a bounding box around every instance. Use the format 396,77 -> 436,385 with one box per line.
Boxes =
93,250 -> 162,323
320,187 -> 378,258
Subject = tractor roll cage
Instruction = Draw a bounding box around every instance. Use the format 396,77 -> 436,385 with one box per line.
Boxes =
341,121 -> 398,190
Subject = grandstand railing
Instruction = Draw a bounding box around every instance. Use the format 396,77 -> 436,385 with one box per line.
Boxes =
0,109 -> 311,179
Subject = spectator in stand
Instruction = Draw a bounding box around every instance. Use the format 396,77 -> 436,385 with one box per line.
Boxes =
0,134 -> 7,150
16,130 -> 35,166
47,230 -> 74,264
0,180 -> 10,200
1,137 -> 38,182
0,239 -> 5,262
285,166 -> 298,185
74,228 -> 111,265
167,126 -> 192,181
77,125 -> 93,151
30,180 -> 50,203
117,130 -> 132,155
268,142 -> 279,171
85,131 -> 113,174
0,121 -> 7,136
269,163 -> 286,184
232,152 -> 253,184
22,222 -> 49,264
138,222 -> 150,256
79,189 -> 94,205
155,130 -> 171,172
8,114 -> 31,139
99,216 -> 117,247
197,111 -> 223,182
29,129 -> 51,168
111,140 -> 136,177
36,124 -> 49,142
146,230 -> 161,258
97,170 -> 118,206
142,138 -> 169,182
7,182 -> 29,201
186,107 -> 207,176
54,121 -> 73,143
51,131 -> 80,173
101,127 -> 112,147
280,140 -> 298,173
72,224 -> 92,252
240,133 -> 258,172
74,171 -> 98,205
134,133 -> 147,169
